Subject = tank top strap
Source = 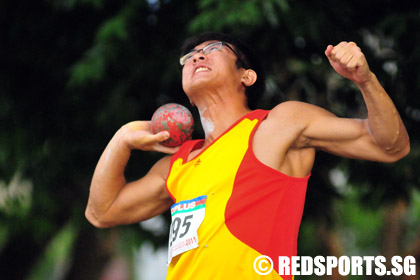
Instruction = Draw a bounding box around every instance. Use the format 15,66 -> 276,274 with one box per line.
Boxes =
245,109 -> 269,122
170,139 -> 204,165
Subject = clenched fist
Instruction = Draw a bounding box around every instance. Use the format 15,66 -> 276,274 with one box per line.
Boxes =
325,41 -> 372,85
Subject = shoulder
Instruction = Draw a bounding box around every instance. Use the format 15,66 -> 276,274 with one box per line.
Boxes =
266,101 -> 322,124
252,102 -> 318,174
268,101 -> 336,124
270,100 -> 328,115
254,102 -> 315,148
263,101 -> 337,148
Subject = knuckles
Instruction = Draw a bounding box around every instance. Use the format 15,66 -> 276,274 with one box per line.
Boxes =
330,41 -> 364,66
331,41 -> 361,55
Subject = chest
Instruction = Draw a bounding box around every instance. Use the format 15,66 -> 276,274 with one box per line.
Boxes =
167,118 -> 259,201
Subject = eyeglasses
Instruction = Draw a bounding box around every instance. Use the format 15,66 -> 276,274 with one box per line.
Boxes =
179,41 -> 247,67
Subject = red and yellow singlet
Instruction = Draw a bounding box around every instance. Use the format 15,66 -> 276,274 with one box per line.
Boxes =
165,110 -> 310,279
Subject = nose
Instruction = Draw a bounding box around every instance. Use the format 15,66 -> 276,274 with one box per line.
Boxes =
192,51 -> 206,64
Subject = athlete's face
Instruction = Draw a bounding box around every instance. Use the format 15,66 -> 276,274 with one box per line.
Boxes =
181,41 -> 244,96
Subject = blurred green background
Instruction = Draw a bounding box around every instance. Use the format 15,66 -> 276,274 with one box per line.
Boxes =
0,0 -> 419,279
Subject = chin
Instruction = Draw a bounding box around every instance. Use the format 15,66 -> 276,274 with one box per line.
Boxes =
184,80 -> 212,95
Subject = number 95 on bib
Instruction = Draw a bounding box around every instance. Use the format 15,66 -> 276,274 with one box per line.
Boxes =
168,195 -> 207,265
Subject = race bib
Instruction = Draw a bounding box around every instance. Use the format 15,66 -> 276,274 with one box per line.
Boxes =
167,195 -> 207,265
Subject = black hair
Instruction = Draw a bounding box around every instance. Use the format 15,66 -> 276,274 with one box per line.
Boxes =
181,32 -> 265,109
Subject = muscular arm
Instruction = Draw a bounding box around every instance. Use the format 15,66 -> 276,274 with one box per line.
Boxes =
85,121 -> 177,228
299,42 -> 409,162
296,102 -> 408,162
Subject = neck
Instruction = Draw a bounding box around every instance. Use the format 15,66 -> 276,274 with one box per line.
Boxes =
194,93 -> 250,145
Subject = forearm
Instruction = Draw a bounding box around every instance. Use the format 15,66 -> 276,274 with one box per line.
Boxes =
85,121 -> 176,227
358,72 -> 410,153
87,128 -> 131,221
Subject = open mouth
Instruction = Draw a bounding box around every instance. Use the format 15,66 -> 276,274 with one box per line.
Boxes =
195,67 -> 211,73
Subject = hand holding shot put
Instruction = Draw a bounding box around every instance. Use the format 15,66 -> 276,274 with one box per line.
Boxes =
150,103 -> 194,147
85,33 -> 409,279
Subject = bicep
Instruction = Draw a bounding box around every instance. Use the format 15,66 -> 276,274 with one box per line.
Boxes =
101,156 -> 174,226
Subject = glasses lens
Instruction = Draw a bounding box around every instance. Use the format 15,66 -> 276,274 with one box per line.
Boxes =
203,42 -> 222,54
179,42 -> 232,66
180,52 -> 195,65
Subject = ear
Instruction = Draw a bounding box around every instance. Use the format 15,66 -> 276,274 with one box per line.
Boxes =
241,69 -> 257,87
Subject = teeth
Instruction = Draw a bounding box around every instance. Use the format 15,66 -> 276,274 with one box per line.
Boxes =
195,67 -> 210,73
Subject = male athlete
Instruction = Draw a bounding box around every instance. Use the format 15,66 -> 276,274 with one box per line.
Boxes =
85,32 -> 410,279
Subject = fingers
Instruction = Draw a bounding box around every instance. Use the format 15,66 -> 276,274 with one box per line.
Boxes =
151,131 -> 183,154
326,41 -> 371,83
346,52 -> 364,72
130,129 -> 182,154
135,130 -> 170,150
120,122 -> 167,151
324,45 -> 334,58
120,121 -> 184,154
328,41 -> 362,69
153,131 -> 170,142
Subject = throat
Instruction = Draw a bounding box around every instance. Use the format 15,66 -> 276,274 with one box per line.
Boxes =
200,113 -> 215,137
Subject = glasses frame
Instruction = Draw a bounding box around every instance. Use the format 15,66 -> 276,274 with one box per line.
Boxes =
179,41 -> 248,68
